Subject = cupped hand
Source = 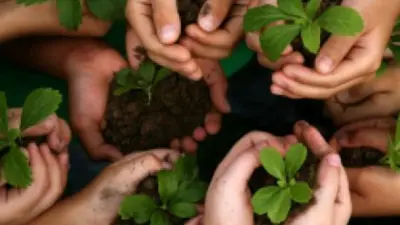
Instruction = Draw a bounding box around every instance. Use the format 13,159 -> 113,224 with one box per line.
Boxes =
0,143 -> 69,225
329,118 -> 400,216
245,0 -> 304,71
326,62 -> 400,126
271,0 -> 400,99
7,109 -> 71,153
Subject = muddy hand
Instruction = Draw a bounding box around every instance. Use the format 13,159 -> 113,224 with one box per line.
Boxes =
272,0 -> 400,99
180,0 -> 249,59
326,63 -> 400,126
245,0 -> 304,72
6,109 -> 70,153
0,144 -> 69,225
170,59 -> 230,153
328,117 -> 400,216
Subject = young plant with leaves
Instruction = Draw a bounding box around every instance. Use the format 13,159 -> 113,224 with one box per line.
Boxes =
16,0 -> 126,30
119,155 -> 208,225
0,88 -> 62,188
379,114 -> 400,171
252,144 -> 312,224
113,59 -> 173,103
243,0 -> 364,62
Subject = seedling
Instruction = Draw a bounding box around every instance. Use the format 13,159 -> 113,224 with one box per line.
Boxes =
0,88 -> 62,188
113,59 -> 173,103
16,0 -> 126,30
119,155 -> 208,225
252,144 -> 312,224
379,113 -> 400,171
244,0 -> 364,62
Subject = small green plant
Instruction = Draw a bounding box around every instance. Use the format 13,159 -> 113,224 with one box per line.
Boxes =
0,88 -> 62,188
119,155 -> 208,225
113,59 -> 173,103
252,144 -> 312,224
379,114 -> 400,170
16,0 -> 126,30
244,0 -> 364,62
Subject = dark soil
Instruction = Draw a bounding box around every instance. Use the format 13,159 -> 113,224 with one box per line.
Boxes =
250,151 -> 319,225
292,0 -> 343,67
178,0 -> 206,29
340,147 -> 385,168
114,177 -> 187,225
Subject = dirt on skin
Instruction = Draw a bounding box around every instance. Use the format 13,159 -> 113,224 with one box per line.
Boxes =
250,151 -> 319,225
292,0 -> 343,67
340,147 -> 385,168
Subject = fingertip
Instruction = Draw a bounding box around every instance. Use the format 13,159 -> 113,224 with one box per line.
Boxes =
316,55 -> 334,74
182,137 -> 198,153
282,45 -> 293,55
159,24 -> 180,44
198,15 -> 215,32
205,113 -> 221,135
170,138 -> 181,150
193,127 -> 207,141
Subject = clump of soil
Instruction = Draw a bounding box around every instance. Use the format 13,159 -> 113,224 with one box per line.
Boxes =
103,0 -> 213,154
103,75 -> 212,154
250,150 -> 319,225
292,0 -> 343,67
114,177 -> 187,225
340,147 -> 385,168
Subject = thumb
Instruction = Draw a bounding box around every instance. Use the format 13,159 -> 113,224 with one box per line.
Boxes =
198,0 -> 234,32
152,0 -> 181,44
314,153 -> 342,206
315,36 -> 358,74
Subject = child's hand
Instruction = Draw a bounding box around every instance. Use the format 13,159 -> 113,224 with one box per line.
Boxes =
326,63 -> 400,126
329,118 -> 400,216
125,0 -> 246,79
7,109 -> 71,153
0,143 -> 69,225
271,0 -> 400,99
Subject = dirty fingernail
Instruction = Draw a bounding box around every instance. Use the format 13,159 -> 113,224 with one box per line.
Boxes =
199,15 -> 215,32
317,56 -> 333,74
327,154 -> 341,167
161,25 -> 178,43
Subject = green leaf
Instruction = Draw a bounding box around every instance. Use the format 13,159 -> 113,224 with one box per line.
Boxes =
260,24 -> 301,62
267,188 -> 292,224
301,22 -> 321,54
150,210 -> 171,225
174,155 -> 198,182
139,59 -> 156,84
376,61 -> 388,77
285,143 -> 307,180
305,0 -> 321,19
0,140 -> 9,151
260,148 -> 286,181
16,0 -> 49,6
389,44 -> 400,63
174,180 -> 207,203
56,0 -> 82,30
158,170 -> 178,204
277,0 -> 307,19
243,5 -> 295,32
113,87 -> 132,96
290,181 -> 312,203
316,6 -> 364,36
252,186 -> 280,215
119,194 -> 157,222
7,129 -> 20,142
154,68 -> 173,85
0,92 -> 8,134
116,68 -> 133,86
86,0 -> 127,21
20,88 -> 62,132
2,146 -> 31,188
169,202 -> 197,218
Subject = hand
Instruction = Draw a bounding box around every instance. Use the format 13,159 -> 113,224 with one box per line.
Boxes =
270,0 -> 400,99
329,118 -> 400,216
0,143 -> 69,225
245,0 -> 304,71
326,62 -> 400,126
7,109 -> 71,153
29,149 -> 181,225
125,0 -> 245,79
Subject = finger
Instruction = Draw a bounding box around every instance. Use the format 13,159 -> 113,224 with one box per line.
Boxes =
258,52 -> 304,70
22,114 -> 58,137
205,112 -> 222,135
182,136 -> 198,153
198,0 -> 234,32
334,128 -> 389,152
200,60 -> 230,113
152,0 -> 181,44
57,119 -> 72,151
180,37 -> 231,59
193,127 -> 207,141
120,149 -> 181,165
170,138 -> 181,150
335,166 -> 351,225
126,28 -> 146,69
184,215 -> 203,225
185,24 -> 235,49
270,84 -> 303,99
294,121 -> 333,157
314,153 -> 342,208
315,36 -> 359,74
335,117 -> 396,135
